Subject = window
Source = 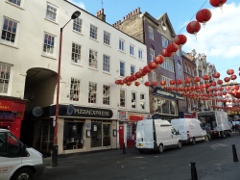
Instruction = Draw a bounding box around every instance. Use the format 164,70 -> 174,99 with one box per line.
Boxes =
43,33 -> 55,55
90,24 -> 98,39
103,85 -> 110,105
120,89 -> 126,107
177,61 -> 182,76
8,0 -> 21,6
161,76 -> 172,86
1,17 -> 18,43
161,36 -> 168,48
148,26 -> 154,40
91,121 -> 102,147
138,49 -> 143,60
151,71 -> 157,82
131,91 -> 136,108
130,45 -> 134,56
89,49 -> 97,68
103,54 -> 110,72
161,58 -> 174,72
70,78 -> 80,101
46,3 -> 57,22
73,18 -> 82,33
119,39 -> 124,51
149,48 -> 155,61
120,61 -> 125,77
0,63 -> 11,93
140,93 -> 145,110
130,65 -> 135,75
88,82 -> 97,103
103,31 -> 110,45
72,42 -> 81,64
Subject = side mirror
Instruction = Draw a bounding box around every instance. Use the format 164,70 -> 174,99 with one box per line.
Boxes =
20,144 -> 29,157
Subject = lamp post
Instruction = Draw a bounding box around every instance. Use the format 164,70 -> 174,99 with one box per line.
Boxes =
52,10 -> 81,167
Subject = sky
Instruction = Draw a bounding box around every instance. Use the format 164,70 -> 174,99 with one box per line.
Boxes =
68,0 -> 240,83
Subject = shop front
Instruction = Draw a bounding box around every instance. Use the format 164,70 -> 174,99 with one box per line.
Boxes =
29,105 -> 118,155
0,96 -> 26,139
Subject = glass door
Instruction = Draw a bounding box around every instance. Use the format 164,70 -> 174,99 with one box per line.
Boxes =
39,122 -> 53,154
103,123 -> 111,146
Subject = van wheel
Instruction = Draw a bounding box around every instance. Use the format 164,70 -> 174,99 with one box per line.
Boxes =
11,168 -> 34,180
158,144 -> 164,154
178,141 -> 182,149
205,135 -> 209,142
192,138 -> 196,145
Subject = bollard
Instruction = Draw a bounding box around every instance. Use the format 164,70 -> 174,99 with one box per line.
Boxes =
190,161 -> 198,180
123,142 -> 126,154
232,144 -> 238,162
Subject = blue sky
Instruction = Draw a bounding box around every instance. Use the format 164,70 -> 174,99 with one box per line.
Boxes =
68,0 -> 240,83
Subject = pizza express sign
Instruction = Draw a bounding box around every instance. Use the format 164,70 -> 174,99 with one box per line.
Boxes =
66,105 -> 113,118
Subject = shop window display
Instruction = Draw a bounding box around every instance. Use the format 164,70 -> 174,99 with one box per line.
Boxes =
63,122 -> 83,150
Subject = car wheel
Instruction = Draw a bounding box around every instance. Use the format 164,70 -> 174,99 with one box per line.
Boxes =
11,168 -> 34,180
205,135 -> 209,142
159,144 -> 164,154
178,141 -> 182,149
192,137 -> 196,145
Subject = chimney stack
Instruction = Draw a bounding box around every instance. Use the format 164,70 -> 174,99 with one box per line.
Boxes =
96,8 -> 106,22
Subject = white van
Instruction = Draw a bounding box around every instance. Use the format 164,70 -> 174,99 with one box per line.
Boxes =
170,118 -> 207,145
0,128 -> 44,180
135,119 -> 181,153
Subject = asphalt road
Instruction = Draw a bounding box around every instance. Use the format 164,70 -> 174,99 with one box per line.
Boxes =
38,134 -> 240,180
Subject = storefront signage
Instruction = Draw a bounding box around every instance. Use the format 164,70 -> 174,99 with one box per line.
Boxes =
0,101 -> 11,110
153,87 -> 184,101
0,112 -> 15,120
72,106 -> 113,118
32,106 -> 43,117
119,111 -> 128,121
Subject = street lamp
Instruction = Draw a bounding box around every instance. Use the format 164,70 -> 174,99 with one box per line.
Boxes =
52,10 -> 81,167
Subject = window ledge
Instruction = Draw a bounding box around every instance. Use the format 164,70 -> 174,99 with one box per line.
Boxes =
44,18 -> 59,25
41,54 -> 57,60
6,1 -> 24,10
0,42 -> 19,49
89,37 -> 99,42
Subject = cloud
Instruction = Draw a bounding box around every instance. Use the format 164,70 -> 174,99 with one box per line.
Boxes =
183,2 -> 240,60
68,0 -> 86,9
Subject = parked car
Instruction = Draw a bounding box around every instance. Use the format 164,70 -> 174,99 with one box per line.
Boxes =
0,128 -> 44,180
171,118 -> 208,144
135,118 -> 181,153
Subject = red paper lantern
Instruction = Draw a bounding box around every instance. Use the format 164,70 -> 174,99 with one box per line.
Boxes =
185,78 -> 191,84
135,72 -> 142,79
148,61 -> 157,69
217,79 -> 223,85
186,21 -> 201,34
135,81 -> 140,87
160,80 -> 166,86
194,76 -> 201,83
161,48 -> 172,58
167,43 -> 179,54
211,81 -> 216,86
174,34 -> 187,46
230,74 -> 237,80
176,79 -> 183,85
126,82 -> 132,86
142,66 -> 151,74
224,77 -> 230,82
210,0 -> 227,8
154,55 -> 164,65
151,82 -> 157,86
144,82 -> 150,87
227,69 -> 234,75
202,74 -> 210,81
212,72 -> 220,78
196,9 -> 212,24
170,80 -> 176,86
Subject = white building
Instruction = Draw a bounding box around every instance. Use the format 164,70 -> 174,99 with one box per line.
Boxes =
0,0 -> 149,154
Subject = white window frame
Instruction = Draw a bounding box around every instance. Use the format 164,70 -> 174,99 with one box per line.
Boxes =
73,18 -> 82,33
70,78 -> 80,101
103,85 -> 110,105
131,91 -> 137,109
148,26 -> 154,40
161,36 -> 168,48
1,17 -> 18,45
161,58 -> 174,72
119,39 -> 125,51
42,32 -> 56,56
120,89 -> 126,107
8,0 -> 21,6
129,44 -> 134,56
90,24 -> 98,39
88,82 -> 97,104
71,42 -> 81,64
149,48 -> 155,62
103,54 -> 110,73
161,76 -> 173,86
151,71 -> 157,82
177,61 -> 183,76
120,61 -> 125,77
103,31 -> 110,45
89,49 -> 98,69
138,49 -> 143,60
46,3 -> 57,22
0,63 -> 11,94
130,65 -> 135,75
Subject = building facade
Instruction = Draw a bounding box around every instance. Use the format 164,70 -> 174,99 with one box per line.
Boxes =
0,0 -> 150,154
113,8 -> 185,120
